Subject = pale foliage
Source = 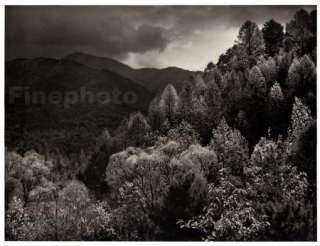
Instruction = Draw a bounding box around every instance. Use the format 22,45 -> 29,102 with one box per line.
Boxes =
105,141 -> 216,235
211,118 -> 249,175
179,180 -> 270,241
6,197 -> 33,240
166,121 -> 200,151
159,84 -> 180,124
57,180 -> 90,240
290,97 -> 313,141
269,82 -> 284,101
180,135 -> 309,241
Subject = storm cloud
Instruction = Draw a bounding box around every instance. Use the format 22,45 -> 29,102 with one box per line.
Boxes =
6,5 -> 316,70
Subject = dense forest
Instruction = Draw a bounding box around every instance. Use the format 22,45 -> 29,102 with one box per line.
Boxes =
5,8 -> 317,241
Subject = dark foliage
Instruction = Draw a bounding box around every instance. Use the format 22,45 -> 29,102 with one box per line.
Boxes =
262,19 -> 284,56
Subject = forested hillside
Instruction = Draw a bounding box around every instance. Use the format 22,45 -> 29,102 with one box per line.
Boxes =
5,8 -> 317,241
5,57 -> 153,153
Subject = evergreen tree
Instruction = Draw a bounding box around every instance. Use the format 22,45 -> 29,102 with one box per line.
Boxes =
287,54 -> 316,96
203,67 -> 224,90
275,51 -> 294,85
178,82 -> 194,123
148,96 -> 163,131
159,84 -> 179,125
257,56 -> 277,87
127,112 -> 151,147
269,82 -> 284,102
222,70 -> 243,118
217,44 -> 239,73
267,82 -> 287,137
246,65 -> 267,99
286,9 -> 313,55
204,61 -> 215,73
81,129 -> 118,196
242,65 -> 268,147
193,73 -> 207,97
95,128 -> 111,151
262,19 -> 284,56
190,91 -> 210,144
237,20 -> 264,56
205,79 -> 223,123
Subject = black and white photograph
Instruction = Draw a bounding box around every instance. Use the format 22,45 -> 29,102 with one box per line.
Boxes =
3,4 -> 318,241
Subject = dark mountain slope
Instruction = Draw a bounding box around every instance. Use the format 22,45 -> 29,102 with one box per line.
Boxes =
132,66 -> 195,92
65,52 -> 196,92
5,57 -> 153,140
65,52 -> 135,80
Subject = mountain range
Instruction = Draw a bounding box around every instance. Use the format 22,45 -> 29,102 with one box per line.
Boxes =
65,52 -> 196,93
5,52 -> 196,148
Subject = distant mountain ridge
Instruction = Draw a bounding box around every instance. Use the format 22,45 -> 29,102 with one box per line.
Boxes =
5,57 -> 153,135
65,52 -> 196,92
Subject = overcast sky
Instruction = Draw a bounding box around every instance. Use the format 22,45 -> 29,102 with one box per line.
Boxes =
6,6 -> 316,70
